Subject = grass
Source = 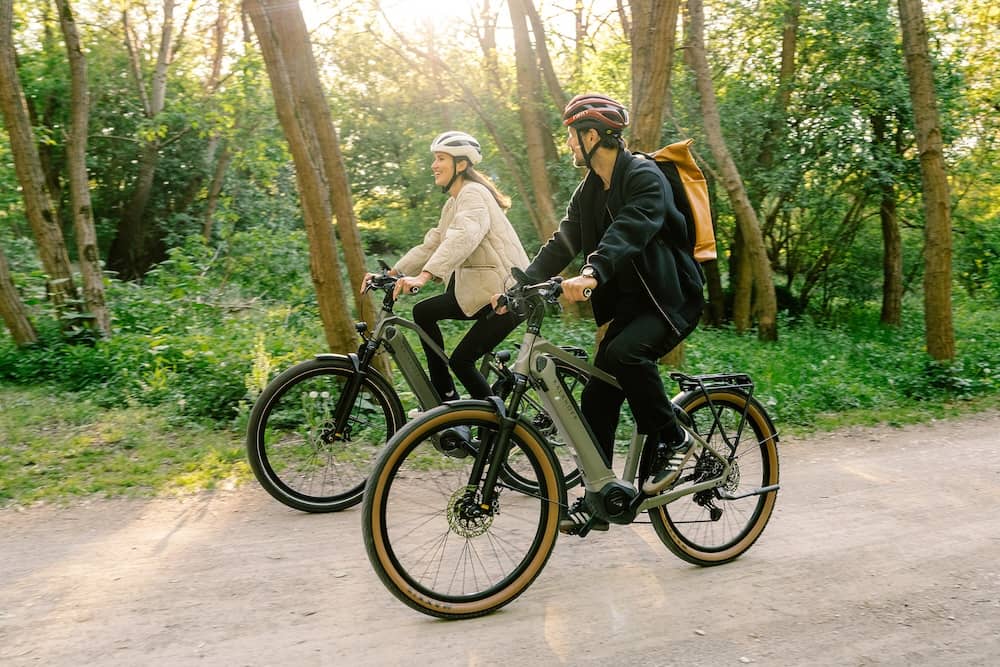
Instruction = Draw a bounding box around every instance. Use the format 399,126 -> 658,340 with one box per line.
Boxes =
0,385 -> 250,508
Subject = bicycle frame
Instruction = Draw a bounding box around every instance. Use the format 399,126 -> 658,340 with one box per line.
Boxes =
507,331 -> 735,514
463,276 -> 776,523
328,274 -> 501,433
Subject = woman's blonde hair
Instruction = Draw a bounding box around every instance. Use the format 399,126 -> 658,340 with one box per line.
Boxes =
462,166 -> 512,211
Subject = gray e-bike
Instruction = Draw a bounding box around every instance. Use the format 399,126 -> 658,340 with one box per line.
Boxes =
362,270 -> 780,618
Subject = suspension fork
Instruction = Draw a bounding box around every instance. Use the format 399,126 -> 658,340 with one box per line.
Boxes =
329,339 -> 378,439
470,377 -> 530,509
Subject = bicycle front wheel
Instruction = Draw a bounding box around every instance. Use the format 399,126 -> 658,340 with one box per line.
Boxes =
648,390 -> 779,565
363,404 -> 564,619
246,356 -> 405,512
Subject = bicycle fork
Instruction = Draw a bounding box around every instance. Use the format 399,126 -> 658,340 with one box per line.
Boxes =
466,379 -> 530,513
326,342 -> 378,442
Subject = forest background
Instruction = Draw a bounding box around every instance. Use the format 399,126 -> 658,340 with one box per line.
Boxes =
0,0 -> 997,505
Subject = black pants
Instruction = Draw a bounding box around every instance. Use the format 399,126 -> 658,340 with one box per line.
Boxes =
411,279 -> 520,400
580,301 -> 695,465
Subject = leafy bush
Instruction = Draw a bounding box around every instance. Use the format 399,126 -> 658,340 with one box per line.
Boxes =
2,237 -> 999,436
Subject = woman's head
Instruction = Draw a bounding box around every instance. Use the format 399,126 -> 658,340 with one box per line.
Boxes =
430,131 -> 482,192
429,131 -> 510,209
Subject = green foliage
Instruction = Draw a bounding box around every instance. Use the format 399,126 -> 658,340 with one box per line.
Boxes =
2,0 -> 999,508
684,298 -> 1000,428
0,237 -> 326,426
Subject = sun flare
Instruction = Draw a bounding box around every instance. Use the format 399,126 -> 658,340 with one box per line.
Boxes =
299,0 -> 480,32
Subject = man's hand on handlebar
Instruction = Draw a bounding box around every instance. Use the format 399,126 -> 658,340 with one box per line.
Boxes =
561,275 -> 596,302
491,293 -> 508,315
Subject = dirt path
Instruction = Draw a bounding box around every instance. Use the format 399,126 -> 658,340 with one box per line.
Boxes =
2,412 -> 999,666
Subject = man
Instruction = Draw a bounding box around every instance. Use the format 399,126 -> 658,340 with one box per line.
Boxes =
524,93 -> 706,529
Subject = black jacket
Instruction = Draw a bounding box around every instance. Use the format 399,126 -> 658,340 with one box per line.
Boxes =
526,149 -> 704,335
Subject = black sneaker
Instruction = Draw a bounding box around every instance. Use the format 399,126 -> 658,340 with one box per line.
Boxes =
558,497 -> 610,535
641,431 -> 698,495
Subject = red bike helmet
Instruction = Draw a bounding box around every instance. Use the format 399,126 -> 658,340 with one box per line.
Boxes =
562,93 -> 630,133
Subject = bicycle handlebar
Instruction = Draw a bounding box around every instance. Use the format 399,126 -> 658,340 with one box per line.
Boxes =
363,262 -> 420,298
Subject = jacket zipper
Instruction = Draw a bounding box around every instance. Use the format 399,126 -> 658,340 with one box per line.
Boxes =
633,258 -> 682,337
602,202 -> 683,337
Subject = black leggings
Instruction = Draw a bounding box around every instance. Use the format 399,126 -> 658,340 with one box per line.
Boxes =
411,279 -> 520,400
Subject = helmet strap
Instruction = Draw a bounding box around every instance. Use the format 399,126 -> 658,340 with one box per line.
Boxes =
577,127 -> 601,171
441,157 -> 467,194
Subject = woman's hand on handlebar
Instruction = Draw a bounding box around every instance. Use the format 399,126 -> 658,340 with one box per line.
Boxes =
392,271 -> 431,300
561,275 -> 596,302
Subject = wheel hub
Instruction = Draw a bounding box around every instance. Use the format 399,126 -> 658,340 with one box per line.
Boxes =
447,486 -> 497,538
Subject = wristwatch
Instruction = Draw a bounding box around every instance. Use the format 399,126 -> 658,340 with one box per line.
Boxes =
580,264 -> 598,282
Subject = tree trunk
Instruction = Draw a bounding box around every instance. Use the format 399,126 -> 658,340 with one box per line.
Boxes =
879,186 -> 903,326
244,0 -> 363,354
0,243 -> 37,346
56,0 -> 111,337
0,0 -> 79,315
475,1 -> 504,95
897,0 -> 955,361
731,229 -> 753,332
700,259 -> 725,326
522,0 -> 566,110
685,0 -> 777,341
871,113 -> 903,326
629,0 -> 680,153
202,142 -> 232,241
630,0 -> 683,365
508,0 -> 558,240
108,1 -> 177,279
755,0 -> 799,180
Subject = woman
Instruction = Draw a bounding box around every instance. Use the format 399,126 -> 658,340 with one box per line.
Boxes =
367,131 -> 529,401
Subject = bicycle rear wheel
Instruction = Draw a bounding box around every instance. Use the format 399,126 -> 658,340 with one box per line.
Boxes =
363,404 -> 564,619
246,356 -> 405,512
648,390 -> 779,565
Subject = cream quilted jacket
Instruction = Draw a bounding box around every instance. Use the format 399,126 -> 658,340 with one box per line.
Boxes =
395,182 -> 530,316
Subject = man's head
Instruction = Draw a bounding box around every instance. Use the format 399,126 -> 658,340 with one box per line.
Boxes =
562,93 -> 629,169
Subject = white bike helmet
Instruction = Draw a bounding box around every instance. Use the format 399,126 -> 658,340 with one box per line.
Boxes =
430,131 -> 483,165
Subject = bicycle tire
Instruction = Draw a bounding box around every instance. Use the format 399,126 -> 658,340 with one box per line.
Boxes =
362,403 -> 564,619
648,389 -> 779,565
246,356 -> 405,512
499,360 -> 587,493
